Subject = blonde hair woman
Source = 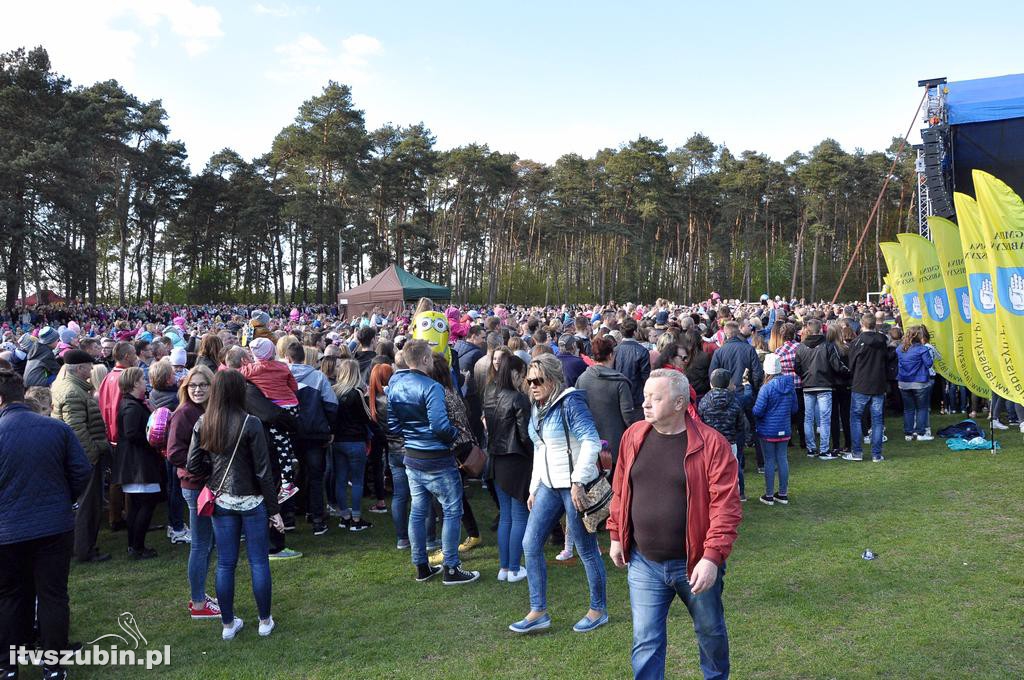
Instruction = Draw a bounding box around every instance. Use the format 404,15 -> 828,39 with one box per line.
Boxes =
330,360 -> 373,531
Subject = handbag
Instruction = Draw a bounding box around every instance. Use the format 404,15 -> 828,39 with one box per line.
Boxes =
197,415 -> 250,517
560,410 -> 613,533
457,444 -> 488,478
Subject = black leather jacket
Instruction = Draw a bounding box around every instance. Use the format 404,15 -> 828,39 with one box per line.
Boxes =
186,411 -> 280,516
483,386 -> 533,458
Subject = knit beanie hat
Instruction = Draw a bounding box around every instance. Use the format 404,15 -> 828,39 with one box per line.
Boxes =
170,347 -> 188,366
249,337 -> 275,361
17,333 -> 34,352
59,328 -> 78,345
763,353 -> 782,376
38,326 -> 59,345
710,368 -> 732,390
251,310 -> 270,327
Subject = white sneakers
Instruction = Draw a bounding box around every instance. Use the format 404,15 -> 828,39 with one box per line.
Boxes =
506,567 -> 528,583
222,617 -> 243,640
497,569 -> 508,582
169,527 -> 191,544
258,617 -> 275,637
992,420 -> 1009,430
222,616 -> 275,639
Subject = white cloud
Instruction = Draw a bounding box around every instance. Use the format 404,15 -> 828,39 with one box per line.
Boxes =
0,0 -> 223,82
268,33 -> 383,86
253,3 -> 294,18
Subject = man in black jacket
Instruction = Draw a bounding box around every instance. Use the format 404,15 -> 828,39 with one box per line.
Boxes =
844,314 -> 894,462
614,319 -> 651,409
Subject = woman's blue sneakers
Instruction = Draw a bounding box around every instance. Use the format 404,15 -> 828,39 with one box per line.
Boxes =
572,612 -> 609,633
508,613 -> 551,634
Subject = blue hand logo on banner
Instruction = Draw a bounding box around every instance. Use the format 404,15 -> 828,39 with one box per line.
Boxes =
969,273 -> 996,315
995,267 -> 1024,316
955,287 -> 972,323
924,289 -> 950,322
903,291 -> 923,319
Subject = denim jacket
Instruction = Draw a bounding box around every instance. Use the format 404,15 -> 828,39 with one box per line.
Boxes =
528,388 -> 601,493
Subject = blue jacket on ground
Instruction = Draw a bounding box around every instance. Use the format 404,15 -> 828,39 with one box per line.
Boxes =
896,343 -> 933,383
752,374 -> 799,439
0,403 -> 91,544
387,369 -> 457,453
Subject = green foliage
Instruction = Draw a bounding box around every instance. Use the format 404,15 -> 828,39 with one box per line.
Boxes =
1,46 -> 920,307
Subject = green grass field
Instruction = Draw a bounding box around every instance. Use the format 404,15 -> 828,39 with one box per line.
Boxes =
63,415 -> 1023,679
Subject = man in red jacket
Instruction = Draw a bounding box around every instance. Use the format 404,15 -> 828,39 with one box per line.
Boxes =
608,369 -> 741,680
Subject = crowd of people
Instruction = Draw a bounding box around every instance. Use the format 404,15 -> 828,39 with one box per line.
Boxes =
1,291 -> 1001,680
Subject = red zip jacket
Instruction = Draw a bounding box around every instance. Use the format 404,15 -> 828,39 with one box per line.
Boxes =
607,415 -> 742,577
98,366 -> 126,443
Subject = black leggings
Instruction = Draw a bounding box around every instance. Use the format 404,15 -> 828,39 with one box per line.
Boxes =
831,386 -> 853,450
125,492 -> 160,552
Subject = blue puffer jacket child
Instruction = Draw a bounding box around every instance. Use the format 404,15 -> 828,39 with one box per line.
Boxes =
752,374 -> 799,439
896,343 -> 933,383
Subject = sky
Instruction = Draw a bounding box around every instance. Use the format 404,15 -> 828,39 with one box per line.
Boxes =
3,1 -> 1022,171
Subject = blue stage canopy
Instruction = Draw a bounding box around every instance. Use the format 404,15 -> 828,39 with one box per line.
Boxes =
946,73 -> 1024,125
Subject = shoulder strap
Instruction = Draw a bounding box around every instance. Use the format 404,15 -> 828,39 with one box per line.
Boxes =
561,403 -> 574,477
213,414 -> 250,495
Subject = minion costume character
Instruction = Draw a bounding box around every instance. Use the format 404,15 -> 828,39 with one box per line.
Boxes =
412,310 -> 452,364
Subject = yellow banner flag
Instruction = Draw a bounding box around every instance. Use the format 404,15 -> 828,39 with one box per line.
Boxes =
897,233 -> 961,385
879,242 -> 922,322
972,169 -> 1024,402
928,216 -> 990,397
952,192 -> 1014,400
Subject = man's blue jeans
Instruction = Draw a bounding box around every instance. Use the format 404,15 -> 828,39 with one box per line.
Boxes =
803,390 -> 832,454
760,439 -> 788,497
332,441 -> 367,519
628,549 -> 729,680
900,387 -> 930,436
407,465 -> 463,568
180,487 -> 215,604
495,485 -> 529,571
211,502 -> 271,625
850,392 -> 885,457
522,484 -> 606,613
388,454 -> 410,542
165,460 -> 186,532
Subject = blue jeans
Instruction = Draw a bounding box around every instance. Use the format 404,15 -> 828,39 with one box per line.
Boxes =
165,460 -> 185,531
760,439 -> 788,497
388,454 -> 410,541
522,484 -> 606,613
180,487 -> 215,604
730,443 -> 743,496
495,485 -> 529,571
850,392 -> 885,457
332,441 -> 367,519
628,549 -> 729,680
211,502 -> 271,624
900,387 -> 930,435
803,391 -> 832,453
407,465 -> 463,567
945,382 -> 968,412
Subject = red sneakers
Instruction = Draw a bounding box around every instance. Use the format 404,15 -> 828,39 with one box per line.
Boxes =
277,483 -> 299,504
189,596 -> 221,620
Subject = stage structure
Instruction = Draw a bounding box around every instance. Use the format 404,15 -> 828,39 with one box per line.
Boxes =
916,73 -> 1024,238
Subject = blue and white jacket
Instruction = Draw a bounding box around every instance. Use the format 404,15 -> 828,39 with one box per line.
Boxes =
528,388 -> 601,493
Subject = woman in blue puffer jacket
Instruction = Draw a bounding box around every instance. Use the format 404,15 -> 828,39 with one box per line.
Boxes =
753,354 -> 799,506
896,326 -> 934,441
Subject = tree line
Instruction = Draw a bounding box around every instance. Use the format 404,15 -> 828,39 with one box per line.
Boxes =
1,46 -> 919,308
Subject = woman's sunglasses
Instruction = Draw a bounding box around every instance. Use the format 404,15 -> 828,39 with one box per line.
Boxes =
526,377 -> 545,387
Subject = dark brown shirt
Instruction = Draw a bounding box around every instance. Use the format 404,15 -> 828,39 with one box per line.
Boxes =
629,428 -> 688,562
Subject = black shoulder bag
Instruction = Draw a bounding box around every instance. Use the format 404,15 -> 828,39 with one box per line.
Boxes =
561,408 -> 612,533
